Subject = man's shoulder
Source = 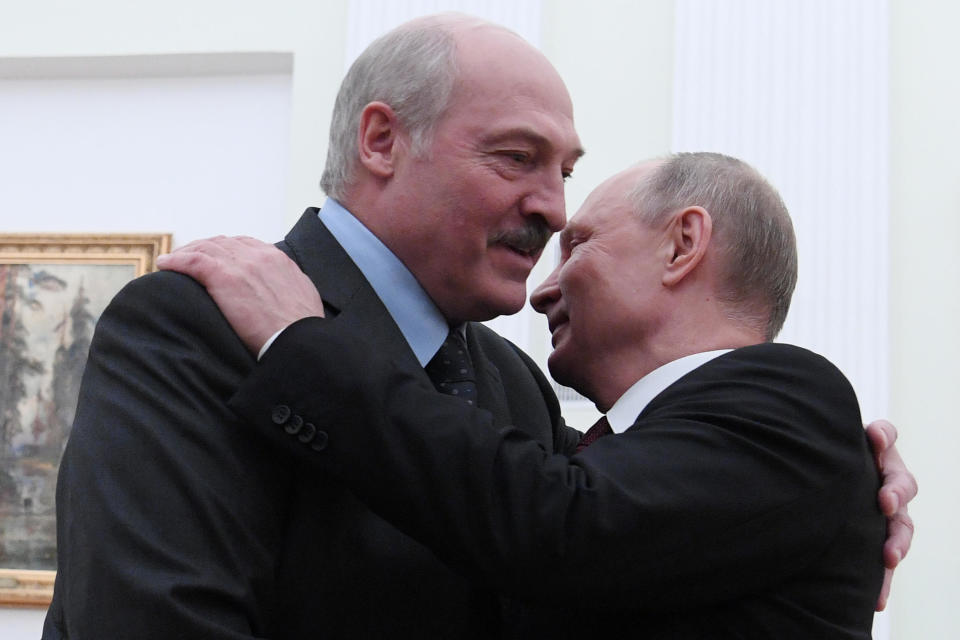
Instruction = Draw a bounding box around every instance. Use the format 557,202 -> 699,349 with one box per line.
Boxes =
277,206 -> 324,257
653,341 -> 863,437
109,270 -> 222,321
727,341 -> 828,362
710,342 -> 853,390
98,270 -> 249,363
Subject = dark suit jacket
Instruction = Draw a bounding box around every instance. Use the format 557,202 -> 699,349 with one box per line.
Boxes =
229,324 -> 885,639
43,209 -> 578,639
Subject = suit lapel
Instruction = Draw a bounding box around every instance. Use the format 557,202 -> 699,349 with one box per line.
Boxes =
465,324 -> 512,428
278,208 -> 423,371
279,208 -> 365,315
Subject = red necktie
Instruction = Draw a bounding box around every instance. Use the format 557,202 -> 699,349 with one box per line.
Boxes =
576,415 -> 612,452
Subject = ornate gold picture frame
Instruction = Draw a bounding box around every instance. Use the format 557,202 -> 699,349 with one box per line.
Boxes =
0,233 -> 171,606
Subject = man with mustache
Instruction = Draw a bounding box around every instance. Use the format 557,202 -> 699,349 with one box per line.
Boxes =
45,13 -> 582,639
164,153 -> 901,637
46,11 -> 914,640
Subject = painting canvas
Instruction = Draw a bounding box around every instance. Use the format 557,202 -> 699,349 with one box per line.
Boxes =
0,234 -> 170,605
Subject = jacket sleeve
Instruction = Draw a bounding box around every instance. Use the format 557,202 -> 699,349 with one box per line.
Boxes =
48,272 -> 288,639
501,334 -> 582,456
228,316 -> 881,612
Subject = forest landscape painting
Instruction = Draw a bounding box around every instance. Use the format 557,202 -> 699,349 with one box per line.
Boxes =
0,234 -> 169,604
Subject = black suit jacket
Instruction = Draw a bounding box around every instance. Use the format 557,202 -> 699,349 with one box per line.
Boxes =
43,209 -> 578,639
229,323 -> 885,639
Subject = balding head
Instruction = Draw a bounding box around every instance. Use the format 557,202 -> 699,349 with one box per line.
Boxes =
320,13 -> 531,201
629,152 -> 797,340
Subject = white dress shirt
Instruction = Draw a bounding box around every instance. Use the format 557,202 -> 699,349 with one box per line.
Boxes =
605,350 -> 733,434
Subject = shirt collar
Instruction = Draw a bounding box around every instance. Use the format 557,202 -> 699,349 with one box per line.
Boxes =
318,198 -> 448,366
606,349 -> 733,433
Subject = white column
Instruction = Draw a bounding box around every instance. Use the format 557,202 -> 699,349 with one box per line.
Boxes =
673,1 -> 889,636
673,0 -> 889,422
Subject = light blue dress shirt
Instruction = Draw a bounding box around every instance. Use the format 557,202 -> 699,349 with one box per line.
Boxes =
316,198 -> 449,367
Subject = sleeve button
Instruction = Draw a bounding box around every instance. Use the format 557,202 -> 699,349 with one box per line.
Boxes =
284,414 -> 304,435
271,404 -> 291,425
298,422 -> 317,443
310,431 -> 329,452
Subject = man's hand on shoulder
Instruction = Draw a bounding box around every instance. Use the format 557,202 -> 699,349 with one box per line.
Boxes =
865,419 -> 918,611
157,236 -> 325,355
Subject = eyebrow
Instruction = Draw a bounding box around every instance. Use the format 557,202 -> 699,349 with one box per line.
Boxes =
481,127 -> 586,162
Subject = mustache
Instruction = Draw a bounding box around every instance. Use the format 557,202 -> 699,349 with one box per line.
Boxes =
488,219 -> 553,256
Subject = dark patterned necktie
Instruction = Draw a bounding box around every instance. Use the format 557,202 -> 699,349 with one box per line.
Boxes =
425,329 -> 478,406
576,415 -> 612,452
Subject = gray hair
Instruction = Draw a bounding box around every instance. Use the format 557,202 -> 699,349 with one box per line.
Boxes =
319,16 -> 467,200
630,152 -> 798,340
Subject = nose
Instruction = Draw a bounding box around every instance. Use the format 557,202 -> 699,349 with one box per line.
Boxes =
521,171 -> 567,232
530,265 -> 561,314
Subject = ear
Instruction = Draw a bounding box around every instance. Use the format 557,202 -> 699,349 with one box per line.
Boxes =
662,206 -> 712,287
357,101 -> 404,179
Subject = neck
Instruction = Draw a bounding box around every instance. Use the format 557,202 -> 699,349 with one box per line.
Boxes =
338,187 -> 383,236
590,306 -> 765,412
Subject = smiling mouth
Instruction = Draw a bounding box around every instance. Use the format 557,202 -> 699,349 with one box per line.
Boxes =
548,321 -> 567,346
501,241 -> 540,259
546,315 -> 568,339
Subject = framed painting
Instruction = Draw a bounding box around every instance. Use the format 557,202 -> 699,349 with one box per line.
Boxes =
0,233 -> 171,606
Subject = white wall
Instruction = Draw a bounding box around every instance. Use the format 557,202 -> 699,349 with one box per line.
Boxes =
673,0 -> 890,422
0,1 -> 350,228
888,0 -> 960,636
0,1 -> 956,637
0,68 -> 292,242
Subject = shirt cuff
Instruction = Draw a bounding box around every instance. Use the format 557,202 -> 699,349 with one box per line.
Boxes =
257,328 -> 286,361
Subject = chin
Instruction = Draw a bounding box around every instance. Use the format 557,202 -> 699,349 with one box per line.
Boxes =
478,285 -> 528,319
547,351 -> 576,388
548,347 -> 592,397
449,299 -> 523,324
478,302 -> 524,322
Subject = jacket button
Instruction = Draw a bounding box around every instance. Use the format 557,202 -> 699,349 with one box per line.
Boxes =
271,405 -> 291,425
298,422 -> 317,443
284,414 -> 303,435
310,430 -> 329,452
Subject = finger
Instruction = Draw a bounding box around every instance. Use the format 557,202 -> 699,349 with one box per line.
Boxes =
170,235 -> 232,255
183,236 -> 260,264
234,235 -> 271,248
877,485 -> 900,516
883,511 -> 914,568
157,237 -> 232,269
875,568 -> 892,611
201,236 -> 279,266
878,472 -> 918,516
156,249 -> 226,283
878,457 -> 919,517
867,418 -> 897,443
865,419 -> 897,466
